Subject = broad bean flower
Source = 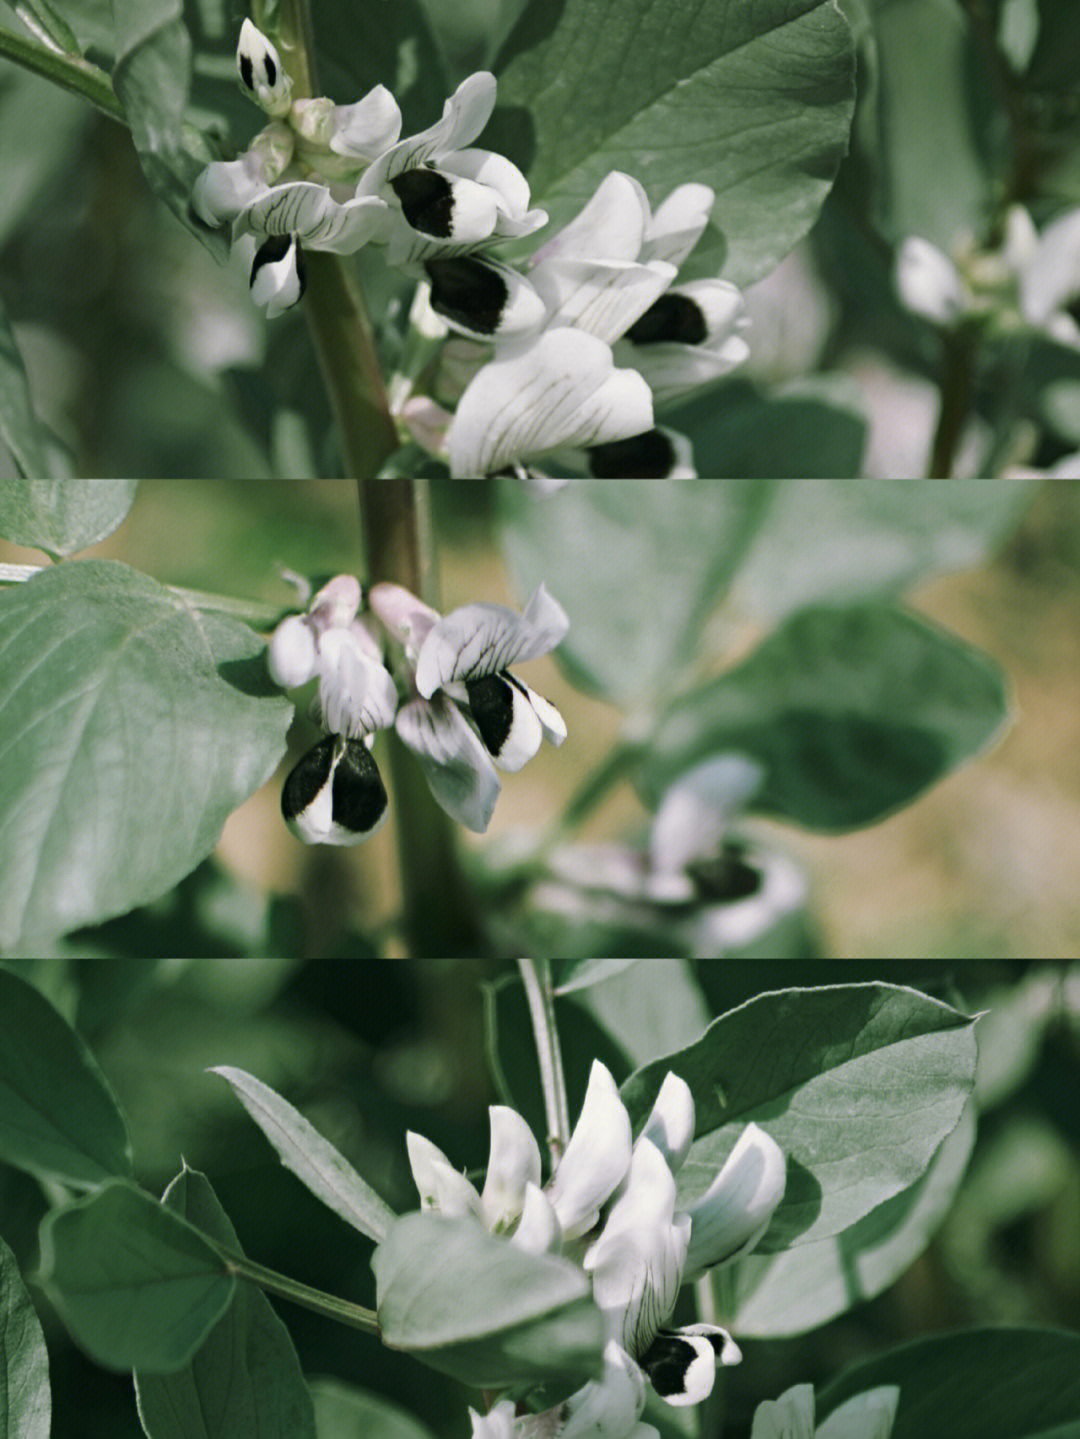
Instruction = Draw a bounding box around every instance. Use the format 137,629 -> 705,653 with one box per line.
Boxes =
408,1059 -> 786,1439
750,1385 -> 900,1439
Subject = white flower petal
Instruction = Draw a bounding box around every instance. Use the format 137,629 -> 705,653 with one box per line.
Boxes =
446,327 -> 654,477
367,582 -> 440,660
531,257 -> 677,345
640,1073 -> 695,1176
363,72 -> 498,189
585,1138 -> 690,1355
425,256 -> 547,340
406,1131 -> 484,1218
440,148 -> 534,218
308,573 -> 362,630
560,1341 -> 647,1439
470,1400 -> 518,1439
682,1123 -> 786,1281
641,184 -> 715,268
531,171 -> 649,266
315,628 -> 398,737
547,1060 -> 633,1240
481,1106 -> 542,1231
281,735 -> 388,845
510,1181 -> 562,1254
649,754 -> 768,875
237,18 -> 293,116
267,615 -> 317,689
750,1385 -> 816,1439
817,1389 -> 900,1439
414,582 -> 569,697
239,181 -> 388,252
330,84 -> 403,160
895,237 -> 967,323
514,677 -> 567,747
466,673 -> 545,771
250,234 -> 305,317
585,426 -> 695,479
395,694 -> 502,832
641,1324 -> 740,1407
620,336 -> 749,405
1019,205 -> 1080,323
193,151 -> 274,228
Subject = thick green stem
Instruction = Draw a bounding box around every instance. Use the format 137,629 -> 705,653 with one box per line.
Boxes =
0,25 -> 125,123
929,324 -> 978,479
215,1245 -> 380,1334
518,957 -> 570,1161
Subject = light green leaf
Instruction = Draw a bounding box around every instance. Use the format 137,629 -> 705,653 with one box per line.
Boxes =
721,1096 -> 976,1335
819,1327 -> 1080,1439
309,1380 -> 438,1439
492,0 -> 856,286
640,604 -> 1010,829
0,300 -> 55,480
0,560 -> 292,951
38,1180 -> 237,1372
211,1067 -> 395,1244
374,1213 -> 604,1388
0,1235 -> 50,1439
564,959 -> 710,1066
554,959 -> 641,994
0,479 -> 138,557
135,1166 -> 316,1439
621,983 -> 978,1248
0,966 -> 133,1187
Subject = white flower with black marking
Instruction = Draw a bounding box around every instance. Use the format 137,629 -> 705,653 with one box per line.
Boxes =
368,580 -> 569,830
354,72 -> 548,264
236,19 -> 293,117
750,1385 -> 900,1439
280,732 -> 389,844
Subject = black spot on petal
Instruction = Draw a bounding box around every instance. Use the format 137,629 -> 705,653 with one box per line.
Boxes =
239,53 -> 255,91
332,740 -> 388,833
589,429 -> 676,478
281,734 -> 336,822
250,234 -> 306,300
425,257 -> 509,335
466,672 -> 515,757
391,167 -> 455,238
641,1331 -> 727,1399
264,52 -> 277,85
626,293 -> 708,346
687,841 -> 763,902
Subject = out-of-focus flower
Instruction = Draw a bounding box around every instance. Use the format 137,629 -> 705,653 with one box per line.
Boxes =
750,1385 -> 900,1439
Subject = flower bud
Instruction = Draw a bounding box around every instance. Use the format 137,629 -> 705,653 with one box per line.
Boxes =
267,614 -> 317,688
237,18 -> 294,117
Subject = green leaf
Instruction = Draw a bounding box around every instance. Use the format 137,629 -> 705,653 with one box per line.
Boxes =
0,1235 -> 50,1439
0,480 -> 139,558
721,1095 -> 976,1335
0,299 -> 57,480
38,1180 -> 237,1372
0,560 -> 292,951
310,0 -> 448,134
498,478 -> 776,705
818,1327 -> 1080,1439
135,1166 -> 316,1439
492,0 -> 856,286
374,1213 -> 604,1388
211,1067 -> 395,1244
309,1380 -> 438,1439
621,982 -> 978,1248
563,959 -> 710,1066
0,967 -> 133,1187
640,603 -> 1010,829
554,959 -> 641,994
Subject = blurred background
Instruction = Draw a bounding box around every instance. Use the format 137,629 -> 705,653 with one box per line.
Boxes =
1,958 -> 1078,1438
2,478 -> 1079,959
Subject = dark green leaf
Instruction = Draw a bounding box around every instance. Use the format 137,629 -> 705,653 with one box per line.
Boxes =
310,0 -> 448,133
38,1181 -> 236,1372
819,1327 -> 1080,1439
621,983 -> 978,1248
135,1166 -> 316,1439
0,480 -> 138,557
211,1067 -> 395,1243
492,0 -> 856,286
0,1235 -> 50,1439
374,1213 -> 604,1388
640,604 -> 1010,829
0,967 -> 133,1187
0,560 -> 292,950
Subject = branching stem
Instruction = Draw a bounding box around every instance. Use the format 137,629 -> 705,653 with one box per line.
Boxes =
518,957 -> 570,1162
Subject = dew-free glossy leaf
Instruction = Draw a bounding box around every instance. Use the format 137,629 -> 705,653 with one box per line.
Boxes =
374,1213 -> 604,1388
721,1096 -> 976,1334
621,983 -> 978,1248
0,480 -> 139,557
135,1166 -> 316,1439
819,1327 -> 1080,1439
0,560 -> 292,951
492,0 -> 856,286
0,1235 -> 50,1439
39,1181 -> 236,1372
641,604 -> 1009,828
309,1380 -> 438,1439
211,1067 -> 394,1243
0,967 -> 133,1187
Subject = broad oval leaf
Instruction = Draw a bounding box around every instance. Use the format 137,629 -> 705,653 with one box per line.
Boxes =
0,1235 -> 50,1439
374,1213 -> 604,1388
818,1327 -> 1080,1439
38,1180 -> 236,1373
621,983 -> 978,1249
640,603 -> 1010,828
211,1067 -> 395,1244
0,480 -> 138,558
135,1166 -> 316,1439
309,1380 -> 438,1439
492,0 -> 856,286
0,560 -> 292,951
721,1096 -> 976,1335
0,967 -> 133,1187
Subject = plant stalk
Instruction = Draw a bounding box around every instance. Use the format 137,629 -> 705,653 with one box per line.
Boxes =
0,26 -> 125,123
518,957 -> 570,1161
216,1245 -> 380,1334
929,324 -> 978,479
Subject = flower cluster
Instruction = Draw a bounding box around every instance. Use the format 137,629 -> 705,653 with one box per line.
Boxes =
896,204 -> 1080,346
193,20 -> 750,476
407,1059 -> 786,1439
266,573 -> 568,842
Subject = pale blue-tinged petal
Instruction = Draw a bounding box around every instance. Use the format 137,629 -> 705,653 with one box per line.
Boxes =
406,1131 -> 484,1218
415,583 -> 569,697
394,694 -> 502,832
482,1106 -> 542,1231
682,1123 -> 785,1281
547,1060 -> 633,1240
817,1388 -> 900,1439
